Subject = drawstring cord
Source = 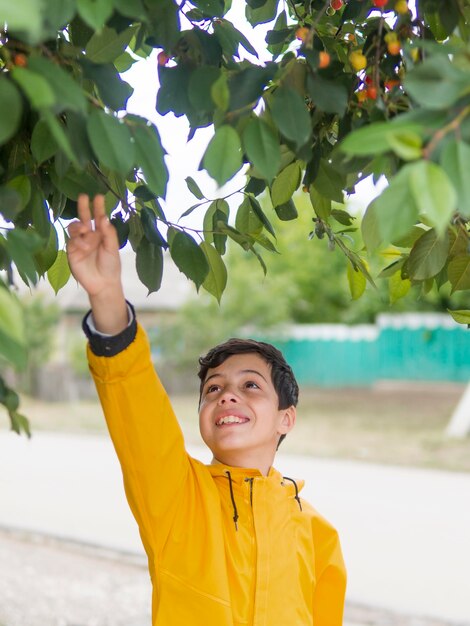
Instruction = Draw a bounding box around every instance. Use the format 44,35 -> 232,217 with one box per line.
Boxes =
225,470 -> 239,531
283,476 -> 303,512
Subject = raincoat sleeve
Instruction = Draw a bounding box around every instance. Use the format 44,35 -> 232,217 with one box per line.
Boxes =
312,513 -> 347,626
87,322 -> 190,567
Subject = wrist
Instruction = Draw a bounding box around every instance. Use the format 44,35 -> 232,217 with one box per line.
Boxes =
89,286 -> 128,335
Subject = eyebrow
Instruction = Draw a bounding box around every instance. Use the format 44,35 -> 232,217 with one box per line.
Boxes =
204,369 -> 268,386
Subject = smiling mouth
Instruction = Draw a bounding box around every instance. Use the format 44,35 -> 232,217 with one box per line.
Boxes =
216,415 -> 250,426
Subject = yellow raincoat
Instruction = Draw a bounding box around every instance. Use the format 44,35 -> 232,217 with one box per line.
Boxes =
88,324 -> 347,626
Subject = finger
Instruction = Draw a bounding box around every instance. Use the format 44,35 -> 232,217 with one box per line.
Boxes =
97,213 -> 119,250
67,221 -> 89,238
91,195 -> 106,222
77,194 -> 92,227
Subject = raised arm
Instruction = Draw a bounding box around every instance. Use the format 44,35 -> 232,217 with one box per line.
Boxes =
67,194 -> 127,334
67,195 -> 190,566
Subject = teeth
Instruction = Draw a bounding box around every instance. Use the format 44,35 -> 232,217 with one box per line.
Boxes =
217,415 -> 245,425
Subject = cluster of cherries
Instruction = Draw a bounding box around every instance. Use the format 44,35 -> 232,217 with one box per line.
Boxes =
328,0 -> 408,11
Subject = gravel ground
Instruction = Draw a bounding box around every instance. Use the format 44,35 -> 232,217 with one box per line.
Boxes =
0,528 -> 465,626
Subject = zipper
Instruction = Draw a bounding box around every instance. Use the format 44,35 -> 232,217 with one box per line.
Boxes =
245,477 -> 254,507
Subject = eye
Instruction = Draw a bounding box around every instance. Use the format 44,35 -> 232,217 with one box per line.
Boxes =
244,381 -> 260,390
206,384 -> 220,394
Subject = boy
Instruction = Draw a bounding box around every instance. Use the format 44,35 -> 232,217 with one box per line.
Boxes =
67,195 -> 347,626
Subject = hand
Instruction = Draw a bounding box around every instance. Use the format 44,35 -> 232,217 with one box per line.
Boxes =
67,194 -> 121,297
67,194 -> 128,334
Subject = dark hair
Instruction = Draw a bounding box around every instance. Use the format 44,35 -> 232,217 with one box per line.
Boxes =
198,338 -> 299,448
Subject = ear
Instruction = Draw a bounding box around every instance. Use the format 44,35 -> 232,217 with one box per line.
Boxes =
277,405 -> 296,435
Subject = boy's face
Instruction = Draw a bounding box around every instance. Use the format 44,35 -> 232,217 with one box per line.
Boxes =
198,352 -> 295,473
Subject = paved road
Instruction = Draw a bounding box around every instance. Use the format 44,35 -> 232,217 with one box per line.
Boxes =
1,431 -> 469,624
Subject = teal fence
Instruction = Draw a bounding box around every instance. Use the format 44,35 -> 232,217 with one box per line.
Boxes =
269,314 -> 470,387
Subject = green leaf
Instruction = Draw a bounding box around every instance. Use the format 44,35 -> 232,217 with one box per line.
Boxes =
309,187 -> 331,221
6,176 -> 31,212
140,206 -> 168,248
374,165 -> 419,243
30,188 -> 51,240
307,75 -> 348,116
87,110 -> 134,175
440,140 -> 470,218
77,0 -> 113,30
389,271 -> 411,304
170,231 -> 209,289
9,411 -> 31,437
35,225 -> 59,274
136,239 -> 164,294
203,199 -> 229,253
0,287 -> 25,347
192,0 -> 224,17
86,25 -> 138,64
0,78 -> 22,145
235,196 -> 263,235
248,195 -> 276,238
270,88 -> 311,148
243,118 -> 281,183
213,19 -> 258,58
145,0 -> 181,51
132,122 -> 168,198
274,199 -> 298,221
228,64 -> 276,112
50,167 -> 105,201
211,73 -> 230,111
81,60 -> 133,111
447,309 -> 470,325
392,226 -> 426,248
251,231 -> 277,253
387,132 -> 423,161
246,0 -> 279,26
27,56 -> 87,114
203,125 -> 243,186
404,55 -> 470,110
47,250 -> 71,293
408,160 -> 456,236
188,66 -> 221,112
271,161 -> 302,207
113,0 -> 146,18
7,229 -> 42,285
408,229 -> 450,280
31,119 -> 59,164
201,241 -> 227,302
331,209 -> 355,226
448,255 -> 470,293
179,202 -> 205,220
341,121 -> 424,156
42,110 -> 77,165
42,0 -> 76,33
185,177 -> 205,200
114,52 -> 135,73
347,262 -> 366,300
11,67 -> 55,110
267,10 -> 289,57
312,160 -> 344,203
0,0 -> 42,42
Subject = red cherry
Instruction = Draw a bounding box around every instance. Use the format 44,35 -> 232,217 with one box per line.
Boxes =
330,0 -> 343,9
367,85 -> 378,100
373,0 -> 389,7
157,51 -> 169,66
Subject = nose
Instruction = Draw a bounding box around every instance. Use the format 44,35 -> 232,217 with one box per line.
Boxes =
218,387 -> 239,405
